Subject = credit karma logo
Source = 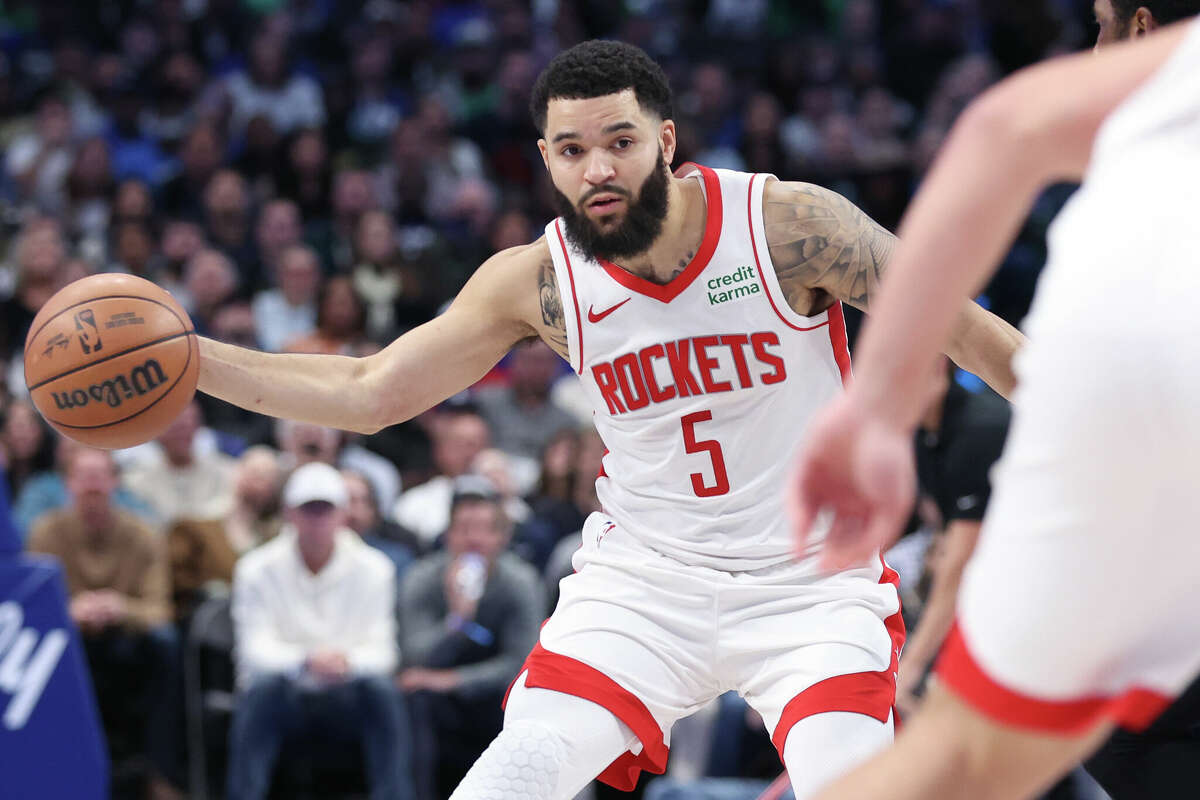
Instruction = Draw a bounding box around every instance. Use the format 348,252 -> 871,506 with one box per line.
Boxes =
707,266 -> 760,306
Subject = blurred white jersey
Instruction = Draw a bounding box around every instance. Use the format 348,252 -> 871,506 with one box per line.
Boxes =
546,164 -> 850,570
938,19 -> 1200,734
1028,18 -> 1200,345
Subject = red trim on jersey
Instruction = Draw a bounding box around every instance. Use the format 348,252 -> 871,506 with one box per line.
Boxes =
554,220 -> 586,375
770,557 -> 905,759
598,448 -> 610,478
936,622 -> 1171,735
595,163 -> 723,303
503,643 -> 669,791
827,301 -> 853,386
746,173 -> 834,333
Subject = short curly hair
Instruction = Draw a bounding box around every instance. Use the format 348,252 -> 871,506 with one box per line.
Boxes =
530,40 -> 673,135
1111,0 -> 1199,24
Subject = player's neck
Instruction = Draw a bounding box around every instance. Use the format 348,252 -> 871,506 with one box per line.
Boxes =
612,177 -> 705,284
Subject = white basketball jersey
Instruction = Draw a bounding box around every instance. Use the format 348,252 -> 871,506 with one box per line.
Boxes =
546,164 -> 850,570
1026,18 -> 1200,344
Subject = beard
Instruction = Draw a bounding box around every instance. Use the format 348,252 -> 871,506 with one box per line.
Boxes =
553,149 -> 670,262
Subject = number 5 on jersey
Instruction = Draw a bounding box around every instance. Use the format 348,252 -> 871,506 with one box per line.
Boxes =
681,411 -> 730,497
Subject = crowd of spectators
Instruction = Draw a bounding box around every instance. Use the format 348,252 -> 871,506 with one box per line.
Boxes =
0,0 -> 1112,798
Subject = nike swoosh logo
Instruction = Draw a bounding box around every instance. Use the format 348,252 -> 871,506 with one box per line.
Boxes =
587,298 -> 631,323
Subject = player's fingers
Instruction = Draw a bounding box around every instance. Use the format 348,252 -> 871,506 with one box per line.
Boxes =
787,455 -> 828,554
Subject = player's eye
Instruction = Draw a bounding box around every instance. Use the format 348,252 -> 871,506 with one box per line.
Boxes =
561,144 -> 581,157
613,138 -> 633,150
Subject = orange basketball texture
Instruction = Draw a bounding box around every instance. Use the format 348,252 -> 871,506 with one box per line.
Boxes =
24,274 -> 199,449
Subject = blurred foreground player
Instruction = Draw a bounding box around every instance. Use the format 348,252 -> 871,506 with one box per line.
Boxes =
790,18 -> 1200,800
197,40 -> 1025,798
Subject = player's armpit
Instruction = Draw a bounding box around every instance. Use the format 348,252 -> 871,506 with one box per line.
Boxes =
763,179 -> 895,316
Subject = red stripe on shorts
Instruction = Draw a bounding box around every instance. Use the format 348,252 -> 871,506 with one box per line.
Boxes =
936,622 -> 1171,734
770,557 -> 906,758
503,643 -> 668,791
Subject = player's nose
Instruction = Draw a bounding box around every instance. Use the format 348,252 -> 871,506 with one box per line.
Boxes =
583,149 -> 616,184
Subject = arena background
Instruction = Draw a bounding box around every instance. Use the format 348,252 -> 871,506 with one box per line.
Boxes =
0,2 -> 1116,799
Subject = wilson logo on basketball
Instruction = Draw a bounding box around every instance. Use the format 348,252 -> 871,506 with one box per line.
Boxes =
50,358 -> 170,410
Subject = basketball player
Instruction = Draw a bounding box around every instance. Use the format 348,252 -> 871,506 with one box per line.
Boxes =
197,41 -> 1024,798
789,17 -> 1200,800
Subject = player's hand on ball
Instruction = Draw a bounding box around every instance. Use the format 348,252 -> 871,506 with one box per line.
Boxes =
788,392 -> 915,569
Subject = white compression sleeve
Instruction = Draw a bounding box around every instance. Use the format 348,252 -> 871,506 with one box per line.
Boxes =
449,672 -> 640,800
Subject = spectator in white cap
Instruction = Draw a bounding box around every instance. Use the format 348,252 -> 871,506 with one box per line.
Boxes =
225,462 -> 416,800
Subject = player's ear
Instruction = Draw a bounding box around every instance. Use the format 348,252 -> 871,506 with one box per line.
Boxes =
659,120 -> 677,166
537,139 -> 550,171
1134,7 -> 1156,35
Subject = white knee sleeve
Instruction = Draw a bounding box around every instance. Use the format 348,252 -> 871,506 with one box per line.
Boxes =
449,719 -> 569,800
449,673 -> 637,800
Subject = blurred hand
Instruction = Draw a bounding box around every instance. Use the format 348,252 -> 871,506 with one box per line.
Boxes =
306,650 -> 350,683
398,667 -> 460,693
90,589 -> 127,626
787,392 -> 916,570
69,592 -> 104,632
444,560 -> 481,621
893,662 -> 923,719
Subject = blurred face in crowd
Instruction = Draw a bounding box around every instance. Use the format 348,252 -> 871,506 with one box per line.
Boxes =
205,170 -> 250,223
341,471 -> 377,534
283,421 -> 341,465
290,130 -> 327,176
114,223 -> 154,275
489,210 -> 533,252
162,220 -> 205,267
539,89 -> 674,261
114,180 -> 153,222
509,340 -> 560,398
256,199 -> 302,260
249,33 -> 287,87
66,449 -> 118,527
318,277 -> 363,338
434,413 -> 491,478
181,124 -> 222,180
158,401 -> 200,466
445,498 -> 509,563
17,221 -> 66,283
332,170 -> 375,223
355,210 -> 395,264
278,246 -> 321,305
3,402 -> 45,462
70,138 -> 112,194
36,97 -> 71,146
472,449 -> 517,498
290,500 -> 345,567
234,447 -> 281,512
185,249 -> 237,312
212,301 -> 258,347
160,51 -> 204,106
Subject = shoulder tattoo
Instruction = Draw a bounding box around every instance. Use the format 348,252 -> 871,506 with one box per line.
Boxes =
763,182 -> 897,314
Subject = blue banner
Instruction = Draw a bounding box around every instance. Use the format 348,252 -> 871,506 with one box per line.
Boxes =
0,556 -> 108,799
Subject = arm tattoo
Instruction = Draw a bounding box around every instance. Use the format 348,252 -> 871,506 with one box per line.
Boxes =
763,182 -> 897,314
537,255 -> 570,360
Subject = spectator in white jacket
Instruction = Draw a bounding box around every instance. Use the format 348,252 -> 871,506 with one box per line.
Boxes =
225,462 -> 415,800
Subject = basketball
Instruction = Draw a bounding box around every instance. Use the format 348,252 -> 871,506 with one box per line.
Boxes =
23,273 -> 199,450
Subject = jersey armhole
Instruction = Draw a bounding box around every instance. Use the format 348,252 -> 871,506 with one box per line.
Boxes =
548,219 -> 586,375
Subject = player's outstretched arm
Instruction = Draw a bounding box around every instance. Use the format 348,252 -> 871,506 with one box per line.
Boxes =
198,241 -> 551,434
763,180 -> 1026,399
789,20 -> 1196,566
